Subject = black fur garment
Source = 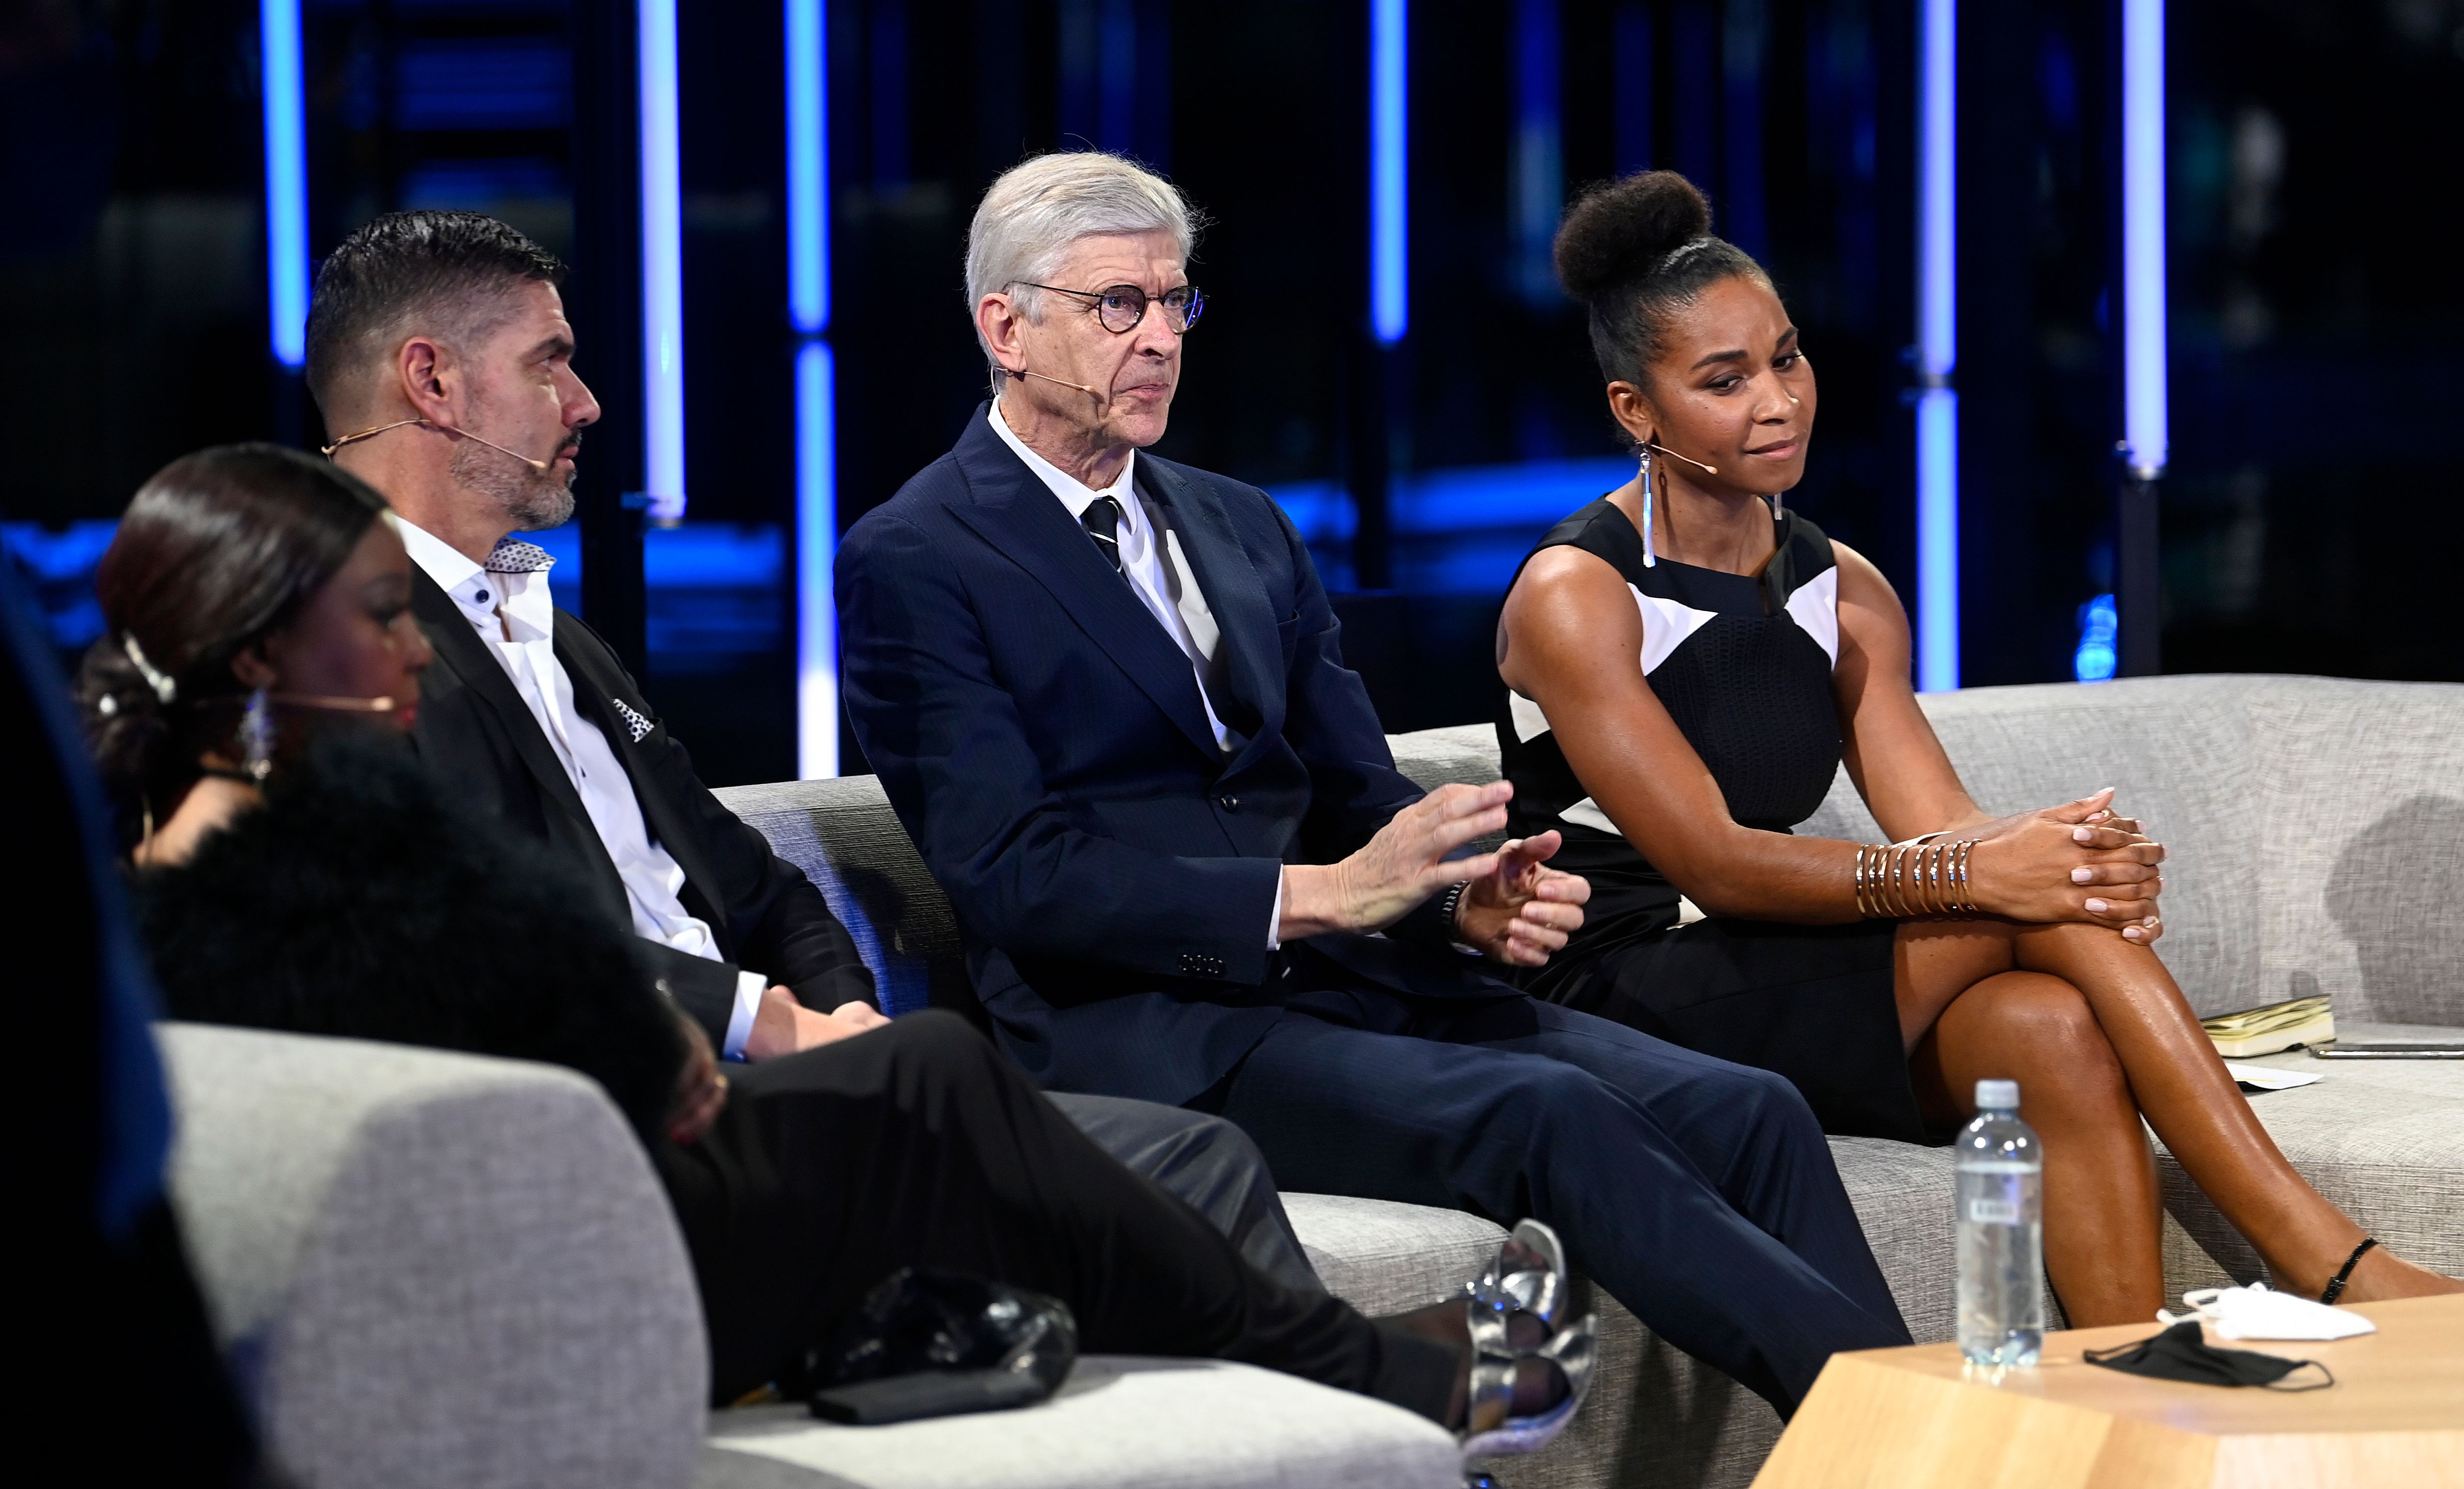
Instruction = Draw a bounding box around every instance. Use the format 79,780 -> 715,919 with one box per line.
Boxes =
139,735 -> 685,1140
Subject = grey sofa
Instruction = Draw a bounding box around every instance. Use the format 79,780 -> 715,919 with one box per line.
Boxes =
162,675 -> 2462,1489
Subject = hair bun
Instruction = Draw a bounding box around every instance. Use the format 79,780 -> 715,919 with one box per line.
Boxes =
1554,171 -> 1714,303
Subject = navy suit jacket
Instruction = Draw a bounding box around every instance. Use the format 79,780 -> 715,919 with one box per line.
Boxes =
840,405 -> 1507,1107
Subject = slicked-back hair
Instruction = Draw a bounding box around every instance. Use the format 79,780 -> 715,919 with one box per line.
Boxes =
304,210 -> 566,421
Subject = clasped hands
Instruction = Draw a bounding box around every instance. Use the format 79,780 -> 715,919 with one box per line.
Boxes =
1279,780 -> 1589,966
1964,787 -> 2167,945
667,985 -> 890,1145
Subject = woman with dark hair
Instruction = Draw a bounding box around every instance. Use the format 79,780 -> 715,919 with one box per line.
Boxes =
81,442 -> 431,861
88,444 -> 1580,1450
1494,172 -> 2458,1322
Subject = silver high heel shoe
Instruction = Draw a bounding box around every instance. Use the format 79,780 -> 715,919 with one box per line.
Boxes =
1460,1220 -> 1598,1472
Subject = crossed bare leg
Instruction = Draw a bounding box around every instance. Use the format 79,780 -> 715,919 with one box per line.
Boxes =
1894,916 -> 2460,1326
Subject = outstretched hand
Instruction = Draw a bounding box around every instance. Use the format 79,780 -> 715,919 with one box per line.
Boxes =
1454,831 -> 1591,966
1280,781 -> 1518,941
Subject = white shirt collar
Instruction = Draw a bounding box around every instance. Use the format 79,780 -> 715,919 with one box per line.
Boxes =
388,512 -> 555,644
988,399 -> 1137,517
388,511 -> 483,590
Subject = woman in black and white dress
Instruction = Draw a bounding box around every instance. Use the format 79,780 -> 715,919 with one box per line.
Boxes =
1494,170 -> 2458,1324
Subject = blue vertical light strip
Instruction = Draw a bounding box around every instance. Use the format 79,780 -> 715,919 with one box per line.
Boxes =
1370,0 -> 1408,344
787,0 -> 827,335
639,0 -> 687,522
260,0 -> 309,368
788,0 -> 836,776
1914,0 -> 1957,692
2120,0 -> 2166,480
1915,390 -> 1957,689
795,343 -> 838,777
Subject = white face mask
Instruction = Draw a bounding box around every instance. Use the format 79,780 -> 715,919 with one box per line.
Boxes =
2155,1282 -> 2377,1342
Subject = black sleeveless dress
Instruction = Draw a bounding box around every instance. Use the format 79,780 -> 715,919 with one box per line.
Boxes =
1500,498 -> 1930,1145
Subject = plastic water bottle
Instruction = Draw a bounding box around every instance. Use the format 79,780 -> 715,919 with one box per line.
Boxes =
1956,1079 -> 2044,1366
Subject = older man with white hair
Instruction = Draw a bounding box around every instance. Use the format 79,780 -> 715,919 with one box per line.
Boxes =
840,150 -> 1914,1421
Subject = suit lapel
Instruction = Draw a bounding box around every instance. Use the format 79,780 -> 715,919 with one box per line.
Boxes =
1137,459 -> 1284,757
410,571 -> 626,907
946,412 -> 1225,761
554,631 -> 732,949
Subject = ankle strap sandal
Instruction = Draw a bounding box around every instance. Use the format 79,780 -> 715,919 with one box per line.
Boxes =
1460,1220 -> 1598,1473
2319,1237 -> 2377,1305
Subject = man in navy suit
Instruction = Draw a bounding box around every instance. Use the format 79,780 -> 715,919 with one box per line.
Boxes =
309,208 -> 1326,1295
841,153 -> 1910,1413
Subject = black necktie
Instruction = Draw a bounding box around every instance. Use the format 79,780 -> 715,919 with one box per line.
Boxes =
1082,496 -> 1124,571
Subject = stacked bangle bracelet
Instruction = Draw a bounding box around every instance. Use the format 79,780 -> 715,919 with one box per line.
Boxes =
1854,836 -> 1981,918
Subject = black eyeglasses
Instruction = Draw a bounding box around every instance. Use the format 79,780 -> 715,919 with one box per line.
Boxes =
1017,281 -> 1206,335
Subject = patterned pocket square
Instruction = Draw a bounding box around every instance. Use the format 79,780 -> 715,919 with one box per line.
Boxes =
611,697 -> 655,743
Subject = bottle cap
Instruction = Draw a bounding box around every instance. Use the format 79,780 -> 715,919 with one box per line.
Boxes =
1975,1079 -> 2020,1112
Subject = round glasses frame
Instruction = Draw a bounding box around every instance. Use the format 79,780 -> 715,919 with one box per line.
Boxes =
1016,281 -> 1206,335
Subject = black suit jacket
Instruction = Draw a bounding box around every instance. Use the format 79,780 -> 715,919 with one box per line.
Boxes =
409,568 -> 875,1043
838,405 -> 1506,1109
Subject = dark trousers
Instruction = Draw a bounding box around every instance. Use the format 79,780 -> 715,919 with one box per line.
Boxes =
653,1010 -> 1454,1416
1046,1092 -> 1322,1294
1197,956 -> 1912,1412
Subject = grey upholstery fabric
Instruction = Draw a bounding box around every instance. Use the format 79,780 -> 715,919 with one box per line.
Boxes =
2246,684 -> 2464,1025
1282,1193 -> 1506,1315
160,1023 -> 707,1489
715,777 -> 966,1018
698,1359 -> 1461,1488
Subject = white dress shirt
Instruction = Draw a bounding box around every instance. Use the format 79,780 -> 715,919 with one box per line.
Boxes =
391,514 -> 768,1056
987,401 -> 1289,945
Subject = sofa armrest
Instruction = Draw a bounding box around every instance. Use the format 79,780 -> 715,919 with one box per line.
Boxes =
160,1022 -> 707,1489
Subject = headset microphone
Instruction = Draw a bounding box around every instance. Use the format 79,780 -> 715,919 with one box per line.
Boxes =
1007,368 -> 1102,397
454,429 -> 553,474
1646,441 -> 1719,477
323,417 -> 554,473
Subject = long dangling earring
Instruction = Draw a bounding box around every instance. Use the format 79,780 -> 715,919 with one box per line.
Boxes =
240,687 -> 274,784
1637,446 -> 1658,568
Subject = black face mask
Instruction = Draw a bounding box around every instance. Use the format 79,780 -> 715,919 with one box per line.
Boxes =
2084,1321 -> 2334,1391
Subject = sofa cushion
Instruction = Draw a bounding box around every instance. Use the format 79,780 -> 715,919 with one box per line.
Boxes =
1283,1192 -> 1507,1315
2153,1021 -> 2464,1286
160,1023 -> 707,1489
2244,681 -> 2464,1025
715,777 -> 965,1019
697,1358 -> 1460,1489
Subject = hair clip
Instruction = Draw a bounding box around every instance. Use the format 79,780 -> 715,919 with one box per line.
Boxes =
122,633 -> 176,704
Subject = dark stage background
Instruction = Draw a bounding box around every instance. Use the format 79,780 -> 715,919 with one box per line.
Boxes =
6,0 -> 2459,787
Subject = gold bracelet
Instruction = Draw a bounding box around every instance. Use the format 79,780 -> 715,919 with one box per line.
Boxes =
1860,841 -> 1910,919
1858,837 -> 1982,918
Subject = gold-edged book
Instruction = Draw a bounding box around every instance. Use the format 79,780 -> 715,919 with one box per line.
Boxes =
2202,995 -> 2335,1059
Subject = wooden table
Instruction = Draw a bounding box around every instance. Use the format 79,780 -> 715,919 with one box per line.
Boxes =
1753,1295 -> 2464,1488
